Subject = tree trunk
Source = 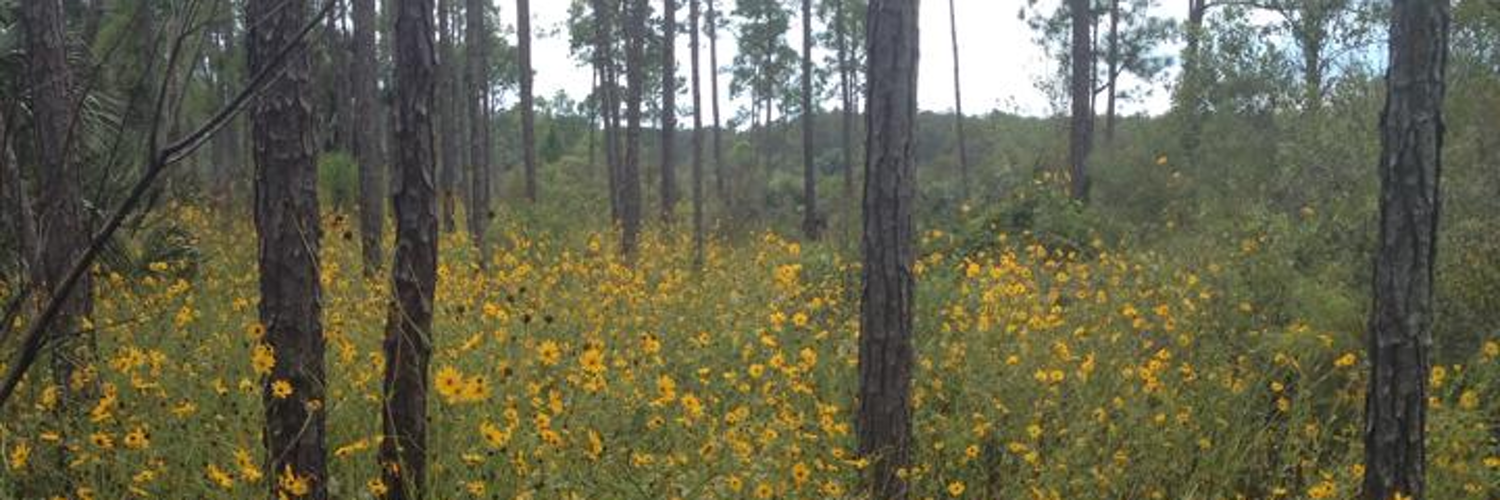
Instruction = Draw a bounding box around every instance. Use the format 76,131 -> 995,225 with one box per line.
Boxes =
1105,0 -> 1120,145
800,0 -> 819,240
1067,0 -> 1093,202
661,0 -> 679,224
379,0 -> 439,496
518,0 -> 538,202
247,0 -> 328,497
354,0 -> 385,275
690,0 -> 705,266
466,0 -> 492,267
1362,1 -> 1449,499
439,0 -> 461,232
1179,0 -> 1207,156
621,0 -> 645,255
0,108 -> 38,278
836,0 -> 854,201
707,0 -> 725,202
947,0 -> 969,201
859,1 -> 919,499
593,0 -> 622,225
21,0 -> 96,479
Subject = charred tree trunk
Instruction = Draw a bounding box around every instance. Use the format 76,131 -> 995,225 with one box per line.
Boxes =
518,0 -> 538,202
947,0 -> 969,201
247,0 -> 327,497
466,0 -> 492,267
707,0 -> 725,202
1067,0 -> 1093,202
439,0 -> 461,232
800,0 -> 819,240
378,0 -> 439,496
1362,1 -> 1449,499
354,0 -> 385,274
621,0 -> 645,255
661,0 -> 679,224
858,1 -> 919,499
21,0 -> 96,475
690,0 -> 705,266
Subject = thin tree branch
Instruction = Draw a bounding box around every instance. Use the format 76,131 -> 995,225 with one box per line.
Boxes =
0,0 -> 337,412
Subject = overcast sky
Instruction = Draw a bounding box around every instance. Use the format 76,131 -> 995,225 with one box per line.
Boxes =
506,0 -> 1183,119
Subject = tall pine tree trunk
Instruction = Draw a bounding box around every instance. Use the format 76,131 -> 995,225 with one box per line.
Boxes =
947,0 -> 969,201
379,0 -> 439,496
248,0 -> 327,496
859,1 -> 919,499
439,0 -> 461,232
1363,1 -> 1449,499
707,0 -> 725,202
354,0 -> 385,274
661,0 -> 679,224
518,0 -> 538,202
836,0 -> 854,202
800,0 -> 819,240
621,0 -> 645,255
466,0 -> 492,267
690,0 -> 705,266
593,0 -> 622,225
1068,0 -> 1093,202
0,107 -> 37,278
1104,0 -> 1120,145
21,1 -> 96,485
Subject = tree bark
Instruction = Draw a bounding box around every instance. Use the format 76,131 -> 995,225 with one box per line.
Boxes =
621,0 -> 645,255
0,108 -> 38,279
800,0 -> 819,240
690,0 -> 705,266
661,0 -> 679,224
518,0 -> 538,202
247,0 -> 327,496
1067,0 -> 1093,202
1179,0 -> 1207,156
1104,0 -> 1120,145
379,0 -> 439,496
593,0 -> 622,224
466,0 -> 492,267
707,0 -> 725,202
947,0 -> 968,201
858,1 -> 919,499
22,1 -> 96,478
1362,1 -> 1449,499
354,0 -> 385,274
439,0 -> 461,232
836,0 -> 854,201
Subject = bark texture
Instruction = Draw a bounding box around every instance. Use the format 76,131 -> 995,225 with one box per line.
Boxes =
858,1 -> 919,499
248,0 -> 328,496
466,0 -> 492,267
621,0 -> 646,255
438,0 -> 461,232
800,0 -> 819,240
1068,0 -> 1093,202
661,0 -> 680,223
354,0 -> 385,274
379,0 -> 439,496
1363,1 -> 1449,499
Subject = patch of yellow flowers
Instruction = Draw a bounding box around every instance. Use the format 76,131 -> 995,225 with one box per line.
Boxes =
0,205 -> 1495,499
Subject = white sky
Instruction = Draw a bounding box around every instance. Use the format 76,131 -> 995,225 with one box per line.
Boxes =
505,0 -> 1183,120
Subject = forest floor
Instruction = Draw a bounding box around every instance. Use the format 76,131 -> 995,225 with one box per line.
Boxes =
1,203 -> 1496,499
